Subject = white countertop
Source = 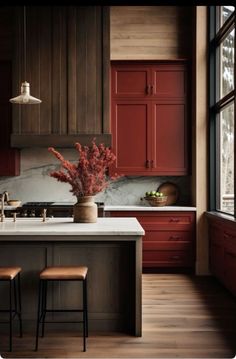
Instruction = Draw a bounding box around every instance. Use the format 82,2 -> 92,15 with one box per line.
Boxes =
0,217 -> 145,236
104,205 -> 196,211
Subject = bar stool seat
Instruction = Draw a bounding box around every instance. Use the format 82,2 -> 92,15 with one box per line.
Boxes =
35,265 -> 88,352
40,266 -> 88,280
0,267 -> 21,280
0,266 -> 23,352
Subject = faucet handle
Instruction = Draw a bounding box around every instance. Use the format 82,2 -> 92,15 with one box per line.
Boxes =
42,208 -> 47,222
13,212 -> 17,222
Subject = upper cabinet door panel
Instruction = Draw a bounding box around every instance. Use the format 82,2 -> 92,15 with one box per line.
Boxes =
152,65 -> 186,99
110,100 -> 151,174
111,65 -> 151,98
152,102 -> 188,175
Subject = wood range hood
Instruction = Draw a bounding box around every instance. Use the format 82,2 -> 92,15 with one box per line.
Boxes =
11,134 -> 112,148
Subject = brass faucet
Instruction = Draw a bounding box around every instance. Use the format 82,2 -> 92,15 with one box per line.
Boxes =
0,191 -> 9,222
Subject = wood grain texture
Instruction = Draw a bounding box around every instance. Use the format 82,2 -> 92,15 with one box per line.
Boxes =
11,6 -> 110,145
111,6 -> 193,60
1,274 -> 236,358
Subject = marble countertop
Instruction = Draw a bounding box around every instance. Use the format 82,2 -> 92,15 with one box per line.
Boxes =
104,205 -> 196,211
0,217 -> 145,236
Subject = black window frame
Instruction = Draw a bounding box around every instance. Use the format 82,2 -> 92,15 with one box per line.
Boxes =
209,6 -> 236,217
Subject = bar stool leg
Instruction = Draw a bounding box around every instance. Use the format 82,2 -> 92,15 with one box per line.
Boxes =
82,279 -> 86,352
17,273 -> 23,337
35,279 -> 42,351
84,278 -> 88,337
41,280 -> 47,337
9,280 -> 12,352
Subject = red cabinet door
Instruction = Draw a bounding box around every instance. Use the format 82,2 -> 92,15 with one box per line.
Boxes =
111,64 -> 151,98
110,100 -> 152,175
152,102 -> 188,174
152,64 -> 186,99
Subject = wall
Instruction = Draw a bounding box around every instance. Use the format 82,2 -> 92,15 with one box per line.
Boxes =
0,149 -> 191,205
110,6 -> 193,60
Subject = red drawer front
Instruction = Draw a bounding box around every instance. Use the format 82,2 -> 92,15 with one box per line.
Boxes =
143,250 -> 193,267
224,250 -> 236,296
140,214 -> 193,225
108,211 -> 195,228
143,230 -> 193,242
143,241 -> 193,251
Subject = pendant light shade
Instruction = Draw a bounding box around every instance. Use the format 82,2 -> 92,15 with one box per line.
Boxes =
9,6 -> 42,105
10,81 -> 42,104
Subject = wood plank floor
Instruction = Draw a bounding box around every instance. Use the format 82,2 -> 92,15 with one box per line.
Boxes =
1,274 -> 236,358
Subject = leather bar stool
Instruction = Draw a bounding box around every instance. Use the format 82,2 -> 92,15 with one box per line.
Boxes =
35,266 -> 88,352
0,267 -> 23,352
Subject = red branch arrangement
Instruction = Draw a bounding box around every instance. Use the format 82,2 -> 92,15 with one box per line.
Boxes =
48,140 -> 119,199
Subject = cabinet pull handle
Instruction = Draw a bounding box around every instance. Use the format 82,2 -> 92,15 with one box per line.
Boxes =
224,233 -> 234,239
170,218 -> 180,222
151,85 -> 154,94
169,236 -> 181,240
146,85 -> 151,94
150,159 -> 154,168
171,255 -> 180,260
226,251 -> 236,258
146,160 -> 150,168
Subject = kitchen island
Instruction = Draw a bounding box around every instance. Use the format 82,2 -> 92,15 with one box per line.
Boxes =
0,217 -> 144,336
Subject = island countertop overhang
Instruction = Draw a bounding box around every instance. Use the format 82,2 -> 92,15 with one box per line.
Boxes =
0,217 -> 145,237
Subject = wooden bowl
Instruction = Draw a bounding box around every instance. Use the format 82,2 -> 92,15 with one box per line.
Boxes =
7,200 -> 21,207
144,196 -> 168,207
157,182 -> 179,205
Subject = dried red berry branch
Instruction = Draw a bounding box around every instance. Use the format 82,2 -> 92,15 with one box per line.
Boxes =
48,140 -> 120,199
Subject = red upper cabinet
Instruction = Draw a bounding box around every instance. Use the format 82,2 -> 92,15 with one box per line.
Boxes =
0,61 -> 20,176
110,61 -> 189,176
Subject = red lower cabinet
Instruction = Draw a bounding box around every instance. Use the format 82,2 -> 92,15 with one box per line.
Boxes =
208,215 -> 236,297
107,211 -> 196,270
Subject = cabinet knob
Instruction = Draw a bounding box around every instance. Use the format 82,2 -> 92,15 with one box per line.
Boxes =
146,160 -> 150,168
150,159 -> 154,168
151,85 -> 154,94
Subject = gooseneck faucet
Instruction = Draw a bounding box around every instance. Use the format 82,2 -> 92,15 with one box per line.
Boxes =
0,191 -> 9,222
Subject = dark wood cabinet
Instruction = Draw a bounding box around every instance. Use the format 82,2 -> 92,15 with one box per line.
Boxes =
11,6 -> 111,148
0,61 -> 20,176
107,210 -> 195,269
208,215 -> 236,297
110,62 -> 188,176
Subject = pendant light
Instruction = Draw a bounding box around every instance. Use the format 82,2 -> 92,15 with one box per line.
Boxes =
9,6 -> 42,104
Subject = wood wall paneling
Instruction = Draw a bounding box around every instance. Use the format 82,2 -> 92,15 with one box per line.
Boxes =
110,6 -> 193,60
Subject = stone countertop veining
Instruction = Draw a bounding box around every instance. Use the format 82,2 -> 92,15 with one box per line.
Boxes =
104,205 -> 196,211
0,217 -> 144,237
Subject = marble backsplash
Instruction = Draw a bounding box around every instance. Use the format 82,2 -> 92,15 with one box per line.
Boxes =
0,148 -> 192,205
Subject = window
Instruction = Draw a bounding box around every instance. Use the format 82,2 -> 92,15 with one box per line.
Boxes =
209,6 -> 235,215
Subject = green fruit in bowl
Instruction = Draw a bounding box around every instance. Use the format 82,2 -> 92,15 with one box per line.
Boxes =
151,190 -> 156,195
159,192 -> 164,197
155,192 -> 160,197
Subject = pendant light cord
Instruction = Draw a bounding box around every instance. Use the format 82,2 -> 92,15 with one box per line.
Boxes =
23,5 -> 27,81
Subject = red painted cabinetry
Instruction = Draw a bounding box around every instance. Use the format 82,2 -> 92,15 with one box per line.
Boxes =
0,61 -> 20,176
208,215 -> 236,297
107,210 -> 196,269
111,62 -> 189,176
